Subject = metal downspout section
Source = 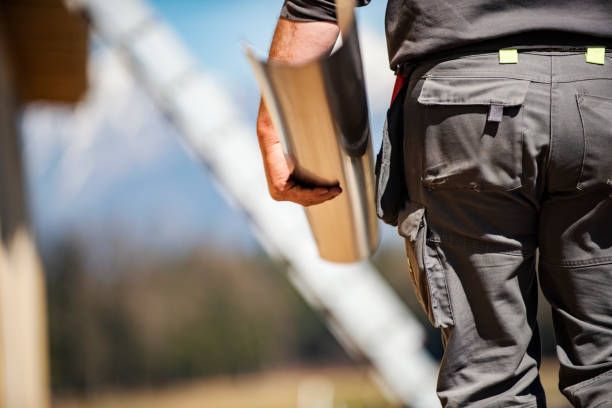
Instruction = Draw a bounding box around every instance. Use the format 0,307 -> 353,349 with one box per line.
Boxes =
247,0 -> 378,263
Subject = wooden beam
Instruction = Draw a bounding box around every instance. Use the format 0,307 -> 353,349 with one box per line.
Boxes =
0,23 -> 51,408
1,0 -> 88,103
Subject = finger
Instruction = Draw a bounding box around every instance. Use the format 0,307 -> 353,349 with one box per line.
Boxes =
289,187 -> 342,206
314,186 -> 342,199
302,194 -> 338,206
328,185 -> 342,195
291,183 -> 341,196
290,184 -> 332,199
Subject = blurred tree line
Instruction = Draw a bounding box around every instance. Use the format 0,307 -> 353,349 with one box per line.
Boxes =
42,232 -> 557,395
44,236 -> 345,394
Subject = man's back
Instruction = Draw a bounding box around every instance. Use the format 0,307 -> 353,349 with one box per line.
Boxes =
283,0 -> 612,68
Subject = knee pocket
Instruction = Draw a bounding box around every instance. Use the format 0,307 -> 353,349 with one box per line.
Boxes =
398,201 -> 455,328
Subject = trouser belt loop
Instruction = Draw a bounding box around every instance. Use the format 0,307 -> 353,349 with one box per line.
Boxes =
487,103 -> 505,123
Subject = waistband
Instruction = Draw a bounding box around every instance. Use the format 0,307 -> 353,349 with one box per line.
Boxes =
396,31 -> 612,76
398,47 -> 612,84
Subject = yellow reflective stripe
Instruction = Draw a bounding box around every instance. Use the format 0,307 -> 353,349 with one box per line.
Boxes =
499,48 -> 518,64
586,47 -> 606,65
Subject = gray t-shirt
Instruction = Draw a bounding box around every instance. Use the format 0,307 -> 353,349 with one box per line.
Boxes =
281,0 -> 612,70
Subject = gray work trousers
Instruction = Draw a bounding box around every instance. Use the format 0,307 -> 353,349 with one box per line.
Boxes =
398,50 -> 612,407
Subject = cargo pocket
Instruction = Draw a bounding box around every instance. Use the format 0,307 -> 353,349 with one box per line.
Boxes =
576,94 -> 612,190
397,201 -> 454,328
416,76 -> 529,191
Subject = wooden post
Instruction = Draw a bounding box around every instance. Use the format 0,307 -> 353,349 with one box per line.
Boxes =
0,24 -> 51,408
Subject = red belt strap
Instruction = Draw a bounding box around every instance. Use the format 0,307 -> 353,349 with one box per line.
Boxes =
390,74 -> 407,105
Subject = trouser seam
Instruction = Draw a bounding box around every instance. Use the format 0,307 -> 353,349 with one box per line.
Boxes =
444,402 -> 539,408
540,256 -> 612,268
428,229 -> 535,257
543,55 -> 553,191
468,401 -> 539,408
564,369 -> 612,395
432,243 -> 456,325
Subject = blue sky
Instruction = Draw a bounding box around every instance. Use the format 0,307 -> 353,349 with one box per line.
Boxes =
23,0 -> 397,258
149,0 -> 388,108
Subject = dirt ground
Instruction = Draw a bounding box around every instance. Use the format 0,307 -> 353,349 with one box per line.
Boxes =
54,359 -> 570,408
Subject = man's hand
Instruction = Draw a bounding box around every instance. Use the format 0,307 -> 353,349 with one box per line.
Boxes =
257,102 -> 342,206
256,18 -> 341,207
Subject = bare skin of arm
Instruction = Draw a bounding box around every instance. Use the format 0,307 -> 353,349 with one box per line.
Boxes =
256,17 -> 342,207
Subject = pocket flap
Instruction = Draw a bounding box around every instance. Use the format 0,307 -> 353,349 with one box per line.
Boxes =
397,201 -> 425,242
417,76 -> 530,107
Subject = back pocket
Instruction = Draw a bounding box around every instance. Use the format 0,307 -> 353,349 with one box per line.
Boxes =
416,76 -> 529,191
576,94 -> 612,190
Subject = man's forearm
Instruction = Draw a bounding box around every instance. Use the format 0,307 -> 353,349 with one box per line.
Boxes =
256,18 -> 339,156
268,17 -> 339,64
254,17 -> 342,206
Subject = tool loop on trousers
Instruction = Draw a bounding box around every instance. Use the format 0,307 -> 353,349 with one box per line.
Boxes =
487,103 -> 505,123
